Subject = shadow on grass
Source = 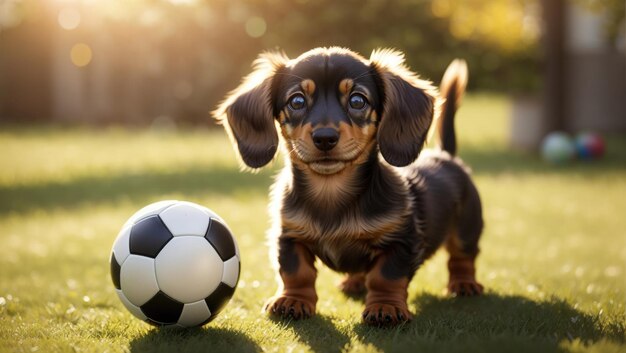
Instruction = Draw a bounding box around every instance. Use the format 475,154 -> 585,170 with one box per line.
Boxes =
351,293 -> 624,353
129,325 -> 260,353
267,314 -> 351,353
3,136 -> 625,216
0,165 -> 275,215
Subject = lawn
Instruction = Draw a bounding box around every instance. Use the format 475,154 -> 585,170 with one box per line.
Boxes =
0,94 -> 625,353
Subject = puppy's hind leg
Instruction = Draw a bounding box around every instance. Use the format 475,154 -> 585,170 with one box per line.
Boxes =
446,181 -> 484,297
339,272 -> 366,297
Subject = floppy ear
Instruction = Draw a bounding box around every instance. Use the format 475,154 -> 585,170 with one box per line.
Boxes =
213,52 -> 288,169
370,49 -> 438,167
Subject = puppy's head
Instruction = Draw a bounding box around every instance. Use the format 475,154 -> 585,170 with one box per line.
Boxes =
214,47 -> 437,174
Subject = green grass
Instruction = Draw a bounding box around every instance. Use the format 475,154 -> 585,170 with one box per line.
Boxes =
1,94 -> 625,353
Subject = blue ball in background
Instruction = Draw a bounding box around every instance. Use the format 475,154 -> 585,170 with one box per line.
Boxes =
575,134 -> 594,160
541,131 -> 575,164
575,132 -> 605,160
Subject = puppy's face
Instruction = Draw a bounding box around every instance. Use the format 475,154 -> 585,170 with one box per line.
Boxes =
215,47 -> 437,173
275,52 -> 381,175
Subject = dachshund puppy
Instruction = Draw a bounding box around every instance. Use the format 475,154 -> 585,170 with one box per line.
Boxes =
214,47 -> 484,327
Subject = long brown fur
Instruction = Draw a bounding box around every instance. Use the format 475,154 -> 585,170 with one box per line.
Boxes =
214,47 -> 484,327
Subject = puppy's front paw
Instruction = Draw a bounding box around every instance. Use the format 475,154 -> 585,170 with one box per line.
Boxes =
264,295 -> 315,320
362,303 -> 412,327
447,279 -> 484,297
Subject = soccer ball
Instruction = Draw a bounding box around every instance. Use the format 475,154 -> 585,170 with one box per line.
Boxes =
110,200 -> 240,327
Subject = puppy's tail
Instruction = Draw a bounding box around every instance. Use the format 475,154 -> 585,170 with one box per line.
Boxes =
436,59 -> 468,156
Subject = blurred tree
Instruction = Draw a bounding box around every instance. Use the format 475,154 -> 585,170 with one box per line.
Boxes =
3,0 -> 619,124
575,0 -> 625,45
234,0 -> 543,92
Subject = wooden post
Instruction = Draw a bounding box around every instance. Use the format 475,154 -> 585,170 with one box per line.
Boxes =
541,0 -> 566,132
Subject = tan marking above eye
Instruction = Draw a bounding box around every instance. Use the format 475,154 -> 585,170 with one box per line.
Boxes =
301,79 -> 316,96
339,79 -> 354,96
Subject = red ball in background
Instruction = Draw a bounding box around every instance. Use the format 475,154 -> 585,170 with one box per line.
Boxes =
575,133 -> 605,160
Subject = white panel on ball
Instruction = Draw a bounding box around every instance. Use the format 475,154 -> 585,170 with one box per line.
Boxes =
120,255 -> 160,306
221,256 -> 240,288
116,289 -> 147,321
178,300 -> 212,327
112,225 -> 131,265
199,206 -> 225,224
159,202 -> 211,236
155,236 -> 224,303
123,200 -> 178,228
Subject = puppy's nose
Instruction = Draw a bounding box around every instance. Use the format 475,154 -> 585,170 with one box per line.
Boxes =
311,128 -> 339,151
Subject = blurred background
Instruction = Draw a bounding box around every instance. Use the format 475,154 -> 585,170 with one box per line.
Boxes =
0,0 -> 624,147
1,2 -> 626,351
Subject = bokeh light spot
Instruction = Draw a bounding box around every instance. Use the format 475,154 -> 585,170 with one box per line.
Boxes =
70,43 -> 92,67
58,8 -> 81,30
450,16 -> 475,40
0,1 -> 23,29
431,0 -> 451,18
245,17 -> 266,38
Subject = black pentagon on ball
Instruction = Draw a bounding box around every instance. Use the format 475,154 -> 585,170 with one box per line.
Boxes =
140,291 -> 184,325
129,216 -> 173,258
110,252 -> 121,290
204,282 -> 236,318
204,219 -> 236,261
144,318 -> 163,327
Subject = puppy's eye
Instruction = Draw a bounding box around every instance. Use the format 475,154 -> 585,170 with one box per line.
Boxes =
349,94 -> 368,110
288,94 -> 306,110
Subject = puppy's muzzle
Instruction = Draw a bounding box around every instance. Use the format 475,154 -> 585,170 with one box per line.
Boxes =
311,128 -> 339,151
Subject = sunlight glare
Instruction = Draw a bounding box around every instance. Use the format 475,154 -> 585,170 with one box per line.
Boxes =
167,0 -> 199,5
